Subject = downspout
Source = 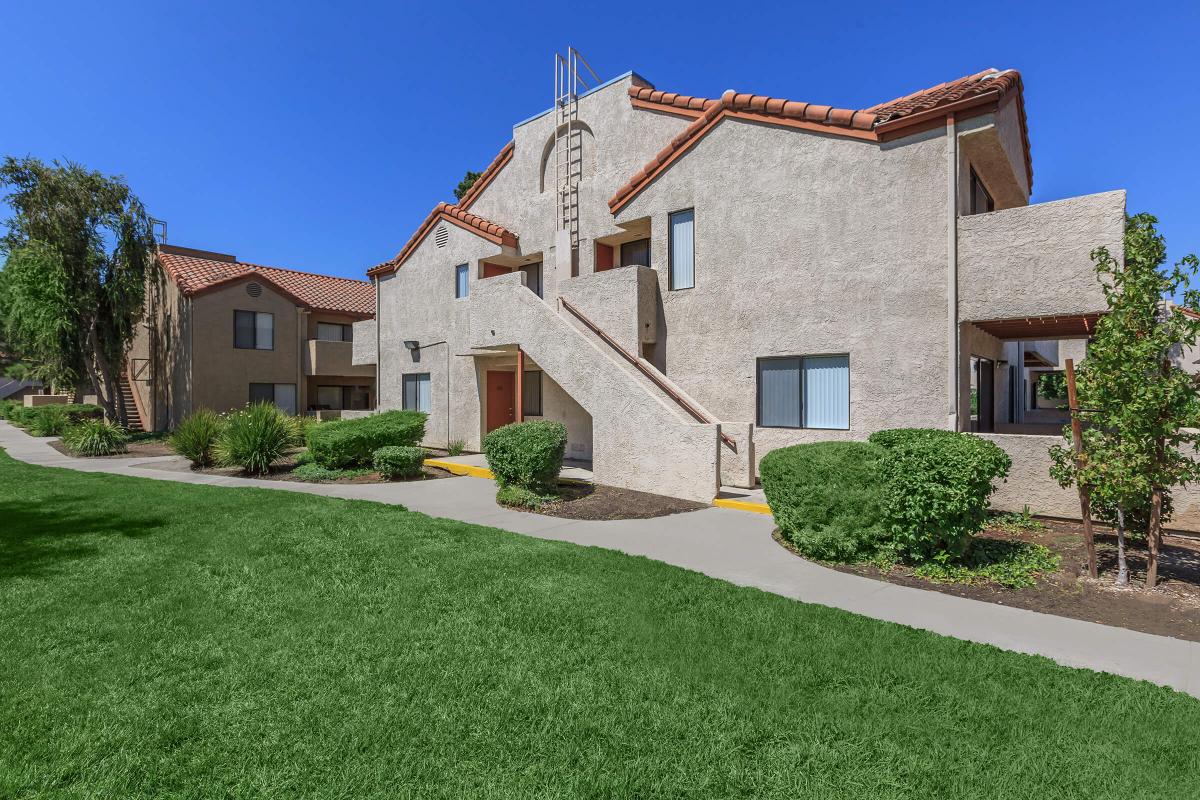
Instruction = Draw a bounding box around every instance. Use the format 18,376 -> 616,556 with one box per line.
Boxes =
946,113 -> 959,430
374,276 -> 381,410
187,296 -> 194,418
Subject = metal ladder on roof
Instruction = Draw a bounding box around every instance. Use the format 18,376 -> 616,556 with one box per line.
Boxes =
553,48 -> 599,253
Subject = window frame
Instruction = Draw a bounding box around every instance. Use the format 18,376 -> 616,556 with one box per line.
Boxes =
248,382 -> 296,414
402,372 -> 432,413
454,264 -> 469,299
667,208 -> 696,291
522,370 -> 543,416
234,310 -> 275,350
755,353 -> 851,431
969,167 -> 995,215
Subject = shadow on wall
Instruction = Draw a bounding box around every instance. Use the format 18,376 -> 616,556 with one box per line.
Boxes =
0,498 -> 166,581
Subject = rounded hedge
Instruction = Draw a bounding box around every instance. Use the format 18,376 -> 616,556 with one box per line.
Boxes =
759,441 -> 889,561
482,420 -> 567,493
306,410 -> 427,469
868,428 -> 1012,560
373,445 -> 425,480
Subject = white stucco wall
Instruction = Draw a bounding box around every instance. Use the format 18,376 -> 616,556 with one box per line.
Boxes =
351,319 -> 376,366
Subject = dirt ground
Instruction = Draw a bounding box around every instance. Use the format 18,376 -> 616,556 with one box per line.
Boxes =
50,438 -> 174,458
815,519 -> 1200,642
194,454 -> 457,484
533,483 -> 708,520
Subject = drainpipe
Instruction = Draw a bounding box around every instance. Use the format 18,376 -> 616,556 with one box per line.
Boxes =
946,113 -> 960,431
374,277 -> 381,411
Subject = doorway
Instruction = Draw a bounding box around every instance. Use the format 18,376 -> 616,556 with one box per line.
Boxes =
971,356 -> 995,433
486,370 -> 515,432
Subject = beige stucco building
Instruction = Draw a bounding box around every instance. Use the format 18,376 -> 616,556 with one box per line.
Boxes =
352,65 -> 1159,516
127,244 -> 375,430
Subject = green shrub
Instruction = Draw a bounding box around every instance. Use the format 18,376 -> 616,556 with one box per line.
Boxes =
869,428 -> 1011,561
0,399 -> 16,420
760,442 -> 889,561
216,402 -> 294,475
29,405 -> 70,436
170,409 -> 225,468
373,445 -> 425,480
61,419 -> 129,456
306,410 -> 426,469
447,438 -> 466,457
291,462 -> 370,481
496,485 -> 556,510
913,539 -> 1060,589
290,414 -> 319,447
482,420 -> 566,493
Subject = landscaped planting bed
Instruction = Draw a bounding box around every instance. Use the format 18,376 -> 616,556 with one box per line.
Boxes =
2,446 -> 1198,797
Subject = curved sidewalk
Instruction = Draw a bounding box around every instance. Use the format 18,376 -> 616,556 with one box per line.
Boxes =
3,421 -> 1196,698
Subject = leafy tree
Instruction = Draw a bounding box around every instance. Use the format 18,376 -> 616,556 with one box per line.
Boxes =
1050,213 -> 1200,587
1037,371 -> 1068,400
453,170 -> 482,201
0,157 -> 154,421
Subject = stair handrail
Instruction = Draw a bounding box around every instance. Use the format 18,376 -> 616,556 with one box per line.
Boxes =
558,296 -> 736,453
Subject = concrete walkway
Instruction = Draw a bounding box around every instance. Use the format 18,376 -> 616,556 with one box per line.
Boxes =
2,421 -> 1197,698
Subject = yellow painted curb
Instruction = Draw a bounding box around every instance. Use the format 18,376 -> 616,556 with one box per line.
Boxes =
712,497 -> 773,516
423,458 -> 493,479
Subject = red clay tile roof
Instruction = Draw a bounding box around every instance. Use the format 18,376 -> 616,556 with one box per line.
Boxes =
613,68 -> 1032,213
457,141 -> 515,211
158,246 -> 374,316
367,202 -> 519,277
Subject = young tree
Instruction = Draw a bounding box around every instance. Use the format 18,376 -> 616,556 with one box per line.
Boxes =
453,170 -> 481,201
0,157 -> 154,421
1050,213 -> 1200,588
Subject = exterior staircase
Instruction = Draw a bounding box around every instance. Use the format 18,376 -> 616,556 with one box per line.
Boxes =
117,373 -> 145,432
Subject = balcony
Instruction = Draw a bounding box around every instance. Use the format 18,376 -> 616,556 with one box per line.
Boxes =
958,190 -> 1125,324
305,338 -> 375,377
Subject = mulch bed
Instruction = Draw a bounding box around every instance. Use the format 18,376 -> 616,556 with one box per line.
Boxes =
778,519 -> 1200,642
49,438 -> 174,458
525,482 -> 708,520
193,453 -> 456,485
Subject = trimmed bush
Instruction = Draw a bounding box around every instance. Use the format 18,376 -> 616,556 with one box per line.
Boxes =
0,399 -> 16,420
170,409 -> 224,468
8,403 -> 102,434
496,485 -> 555,510
482,420 -> 566,493
759,442 -> 889,561
216,402 -> 294,475
869,428 -> 1012,560
306,410 -> 426,469
61,419 -> 129,456
373,445 -> 425,480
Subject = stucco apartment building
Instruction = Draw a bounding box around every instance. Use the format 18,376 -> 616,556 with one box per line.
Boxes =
127,244 -> 376,430
352,62 -> 1146,517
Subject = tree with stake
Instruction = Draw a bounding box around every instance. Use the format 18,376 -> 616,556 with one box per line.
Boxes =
0,157 -> 155,422
1051,213 -> 1200,588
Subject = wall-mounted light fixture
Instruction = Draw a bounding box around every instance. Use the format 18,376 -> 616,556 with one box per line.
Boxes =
404,340 -> 419,350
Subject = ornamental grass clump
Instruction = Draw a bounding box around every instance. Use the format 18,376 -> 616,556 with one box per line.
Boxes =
215,402 -> 293,475
29,405 -> 70,436
61,418 -> 129,456
483,420 -> 566,495
759,441 -> 889,562
170,409 -> 225,468
373,445 -> 426,480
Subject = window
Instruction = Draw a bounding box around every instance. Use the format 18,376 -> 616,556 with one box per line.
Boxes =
316,322 -> 352,342
620,238 -> 651,268
668,209 -> 695,290
234,310 -> 274,350
520,262 -> 543,298
522,370 -> 543,416
248,383 -> 297,415
403,373 -> 431,413
757,355 -> 849,429
969,168 -> 994,215
455,264 -> 469,298
315,385 -> 371,411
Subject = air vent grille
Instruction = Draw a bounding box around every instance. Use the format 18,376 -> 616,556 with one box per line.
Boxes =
434,225 -> 449,248
246,282 -> 263,298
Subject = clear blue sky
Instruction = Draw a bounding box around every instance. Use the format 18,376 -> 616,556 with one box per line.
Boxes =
2,0 -> 1197,282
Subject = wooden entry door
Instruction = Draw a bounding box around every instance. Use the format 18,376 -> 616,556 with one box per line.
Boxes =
486,370 -> 515,432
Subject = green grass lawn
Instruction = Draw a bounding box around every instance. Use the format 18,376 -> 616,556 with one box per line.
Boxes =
2,448 -> 1198,799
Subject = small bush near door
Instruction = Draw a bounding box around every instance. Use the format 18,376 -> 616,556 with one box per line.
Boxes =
373,445 -> 425,480
482,420 -> 566,494
760,441 -> 889,561
306,410 -> 427,469
216,402 -> 294,475
170,409 -> 225,468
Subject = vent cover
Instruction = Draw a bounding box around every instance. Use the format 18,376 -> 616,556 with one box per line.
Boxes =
433,225 -> 449,248
246,282 -> 263,298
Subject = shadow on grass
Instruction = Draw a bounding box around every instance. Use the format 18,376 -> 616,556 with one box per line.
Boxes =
0,498 -> 166,580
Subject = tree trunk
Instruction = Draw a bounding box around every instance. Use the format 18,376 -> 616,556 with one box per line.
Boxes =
1146,488 -> 1163,588
83,323 -> 119,423
1115,507 -> 1129,586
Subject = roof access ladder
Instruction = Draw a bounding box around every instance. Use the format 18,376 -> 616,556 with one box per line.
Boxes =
553,48 -> 600,255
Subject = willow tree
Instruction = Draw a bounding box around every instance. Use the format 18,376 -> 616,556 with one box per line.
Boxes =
0,157 -> 154,421
1051,213 -> 1200,587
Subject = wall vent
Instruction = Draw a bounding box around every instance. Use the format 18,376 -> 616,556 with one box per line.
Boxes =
246,282 -> 263,298
434,225 -> 449,248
